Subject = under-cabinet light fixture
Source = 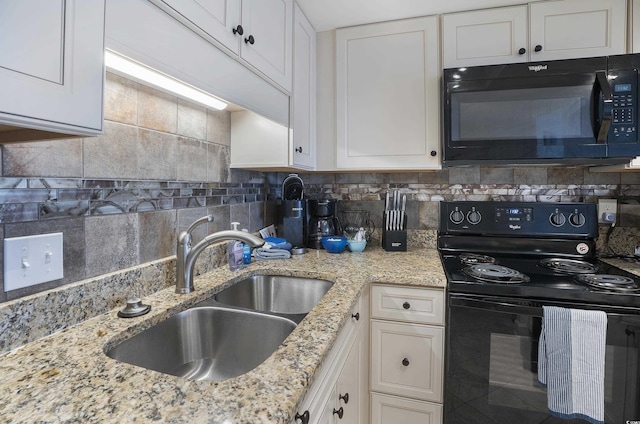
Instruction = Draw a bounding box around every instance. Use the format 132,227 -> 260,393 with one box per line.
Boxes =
105,50 -> 227,110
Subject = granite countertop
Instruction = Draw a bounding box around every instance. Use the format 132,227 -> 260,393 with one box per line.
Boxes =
601,257 -> 640,278
0,248 -> 446,424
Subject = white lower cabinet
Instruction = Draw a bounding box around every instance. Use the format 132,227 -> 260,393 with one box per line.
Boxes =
371,393 -> 442,424
295,287 -> 369,424
335,324 -> 368,424
370,320 -> 444,402
370,284 -> 445,424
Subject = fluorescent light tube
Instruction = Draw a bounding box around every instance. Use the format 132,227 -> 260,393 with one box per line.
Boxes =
105,51 -> 227,111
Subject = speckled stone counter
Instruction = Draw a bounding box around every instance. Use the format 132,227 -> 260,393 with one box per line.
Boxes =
0,248 -> 446,424
602,257 -> 640,278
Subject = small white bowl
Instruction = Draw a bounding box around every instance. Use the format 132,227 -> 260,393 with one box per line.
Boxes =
347,239 -> 366,253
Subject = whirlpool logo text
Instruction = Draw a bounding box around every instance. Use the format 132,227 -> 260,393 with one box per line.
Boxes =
528,64 -> 548,72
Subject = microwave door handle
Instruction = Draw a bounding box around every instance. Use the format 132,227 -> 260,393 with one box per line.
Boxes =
595,71 -> 613,142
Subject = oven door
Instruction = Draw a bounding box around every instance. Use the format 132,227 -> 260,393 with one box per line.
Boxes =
445,294 -> 640,424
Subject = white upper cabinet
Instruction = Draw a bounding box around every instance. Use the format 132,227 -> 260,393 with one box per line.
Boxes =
230,3 -> 316,171
290,4 -> 316,170
442,6 -> 528,67
107,0 -> 289,126
336,16 -> 441,170
632,0 -> 640,53
240,0 -> 293,92
442,0 -> 627,68
230,110 -> 290,169
0,0 -> 105,138
529,0 -> 626,61
152,0 -> 292,92
158,0 -> 242,53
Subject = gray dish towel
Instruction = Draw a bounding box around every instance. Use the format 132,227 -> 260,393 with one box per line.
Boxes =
254,247 -> 291,261
538,306 -> 607,424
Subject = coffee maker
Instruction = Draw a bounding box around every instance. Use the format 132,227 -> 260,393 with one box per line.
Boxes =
307,199 -> 342,249
277,174 -> 306,248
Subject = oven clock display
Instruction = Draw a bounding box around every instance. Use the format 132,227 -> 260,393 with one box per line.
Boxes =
495,207 -> 533,223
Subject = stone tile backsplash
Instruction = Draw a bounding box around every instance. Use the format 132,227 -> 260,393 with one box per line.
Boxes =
0,73 -> 264,302
1,71 -> 640,306
269,168 -> 640,255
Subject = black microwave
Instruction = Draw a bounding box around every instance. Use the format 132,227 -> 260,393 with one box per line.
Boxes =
443,54 -> 640,166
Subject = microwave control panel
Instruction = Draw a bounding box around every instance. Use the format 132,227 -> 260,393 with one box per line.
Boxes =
610,70 -> 637,142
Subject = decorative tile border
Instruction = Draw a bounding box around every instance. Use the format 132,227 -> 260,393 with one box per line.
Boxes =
0,178 -> 265,224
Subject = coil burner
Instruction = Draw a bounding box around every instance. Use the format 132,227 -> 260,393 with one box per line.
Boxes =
463,264 -> 530,284
459,253 -> 496,265
539,258 -> 599,274
575,274 -> 640,293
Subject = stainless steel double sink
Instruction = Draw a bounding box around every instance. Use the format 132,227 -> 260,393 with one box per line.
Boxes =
106,275 -> 333,381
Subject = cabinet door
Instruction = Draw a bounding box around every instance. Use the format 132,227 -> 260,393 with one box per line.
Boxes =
335,324 -> 367,424
632,0 -> 640,53
371,320 -> 444,402
290,4 -> 316,170
441,6 -> 528,68
0,0 -> 104,135
371,285 -> 445,325
240,0 -> 293,92
153,0 -> 241,53
529,0 -> 626,61
336,16 -> 440,170
314,385 -> 338,424
230,110 -> 289,168
371,393 -> 442,424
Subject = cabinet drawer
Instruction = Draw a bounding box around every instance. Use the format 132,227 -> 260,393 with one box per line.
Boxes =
371,393 -> 442,424
371,285 -> 444,325
371,320 -> 444,402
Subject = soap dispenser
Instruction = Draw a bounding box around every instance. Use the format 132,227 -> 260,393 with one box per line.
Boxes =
241,228 -> 252,265
228,222 -> 244,271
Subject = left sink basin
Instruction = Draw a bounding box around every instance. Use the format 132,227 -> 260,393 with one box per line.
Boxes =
106,306 -> 296,381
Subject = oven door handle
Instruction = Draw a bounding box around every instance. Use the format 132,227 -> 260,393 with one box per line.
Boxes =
450,295 -> 640,324
450,296 -> 542,316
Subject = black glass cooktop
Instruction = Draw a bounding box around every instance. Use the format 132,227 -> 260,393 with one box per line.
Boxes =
441,253 -> 640,307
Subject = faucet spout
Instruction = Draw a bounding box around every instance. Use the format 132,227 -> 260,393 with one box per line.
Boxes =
176,225 -> 265,294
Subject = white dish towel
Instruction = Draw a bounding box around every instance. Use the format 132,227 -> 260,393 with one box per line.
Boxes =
538,306 -> 607,424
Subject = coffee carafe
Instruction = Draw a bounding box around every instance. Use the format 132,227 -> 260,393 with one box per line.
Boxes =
307,199 -> 342,249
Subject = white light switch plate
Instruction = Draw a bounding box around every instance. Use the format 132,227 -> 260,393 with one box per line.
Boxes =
4,233 -> 64,292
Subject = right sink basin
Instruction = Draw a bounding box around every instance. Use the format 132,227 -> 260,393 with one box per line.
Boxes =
213,275 -> 334,315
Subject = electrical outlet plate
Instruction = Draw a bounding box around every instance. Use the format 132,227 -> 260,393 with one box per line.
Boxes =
597,199 -> 617,224
4,233 -> 64,292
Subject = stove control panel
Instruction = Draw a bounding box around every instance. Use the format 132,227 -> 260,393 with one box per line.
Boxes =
440,201 -> 598,237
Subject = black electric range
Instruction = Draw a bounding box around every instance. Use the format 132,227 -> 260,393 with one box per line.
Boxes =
438,201 -> 640,308
439,201 -> 640,424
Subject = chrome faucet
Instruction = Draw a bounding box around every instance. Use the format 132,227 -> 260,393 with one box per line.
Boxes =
175,215 -> 265,294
